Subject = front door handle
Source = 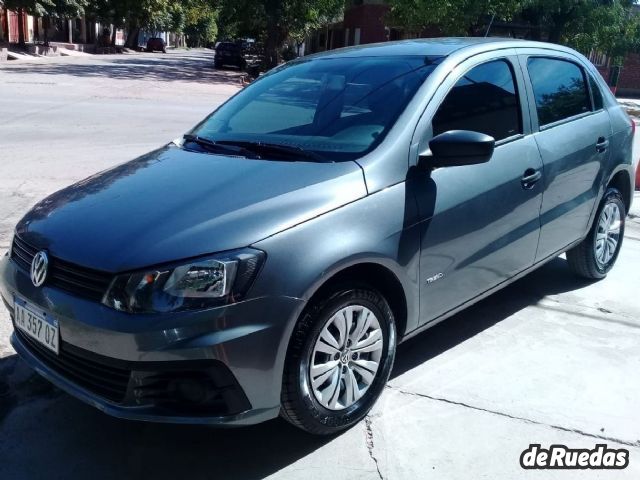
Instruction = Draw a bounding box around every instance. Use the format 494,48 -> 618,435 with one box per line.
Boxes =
596,136 -> 609,153
521,168 -> 542,190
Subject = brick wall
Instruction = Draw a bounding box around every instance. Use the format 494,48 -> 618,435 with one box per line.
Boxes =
343,4 -> 389,45
618,53 -> 640,93
594,54 -> 640,95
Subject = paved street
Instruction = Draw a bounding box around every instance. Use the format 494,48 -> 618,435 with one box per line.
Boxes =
1,50 -> 639,479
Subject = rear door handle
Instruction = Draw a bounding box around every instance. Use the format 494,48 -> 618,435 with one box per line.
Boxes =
521,168 -> 542,190
596,136 -> 609,153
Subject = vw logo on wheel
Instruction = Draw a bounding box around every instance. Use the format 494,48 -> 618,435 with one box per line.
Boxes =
30,251 -> 49,287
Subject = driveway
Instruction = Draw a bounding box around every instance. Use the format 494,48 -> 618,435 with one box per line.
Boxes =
0,49 -> 639,479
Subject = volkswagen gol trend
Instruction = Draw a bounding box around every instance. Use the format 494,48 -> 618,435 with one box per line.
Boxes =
1,38 -> 634,435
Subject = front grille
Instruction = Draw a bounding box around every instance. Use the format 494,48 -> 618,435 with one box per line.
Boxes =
11,235 -> 113,302
15,328 -> 131,403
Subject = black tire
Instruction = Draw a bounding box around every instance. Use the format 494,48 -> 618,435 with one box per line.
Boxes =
281,287 -> 396,435
567,187 -> 626,279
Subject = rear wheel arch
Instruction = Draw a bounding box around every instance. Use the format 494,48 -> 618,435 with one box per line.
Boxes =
608,169 -> 632,215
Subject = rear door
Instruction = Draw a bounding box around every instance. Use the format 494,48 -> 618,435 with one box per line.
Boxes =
518,52 -> 613,260
412,51 -> 544,324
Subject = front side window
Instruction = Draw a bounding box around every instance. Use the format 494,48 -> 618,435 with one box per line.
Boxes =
432,60 -> 522,141
192,56 -> 443,161
527,57 -> 590,126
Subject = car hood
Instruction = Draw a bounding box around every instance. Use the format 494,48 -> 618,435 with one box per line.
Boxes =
16,146 -> 367,272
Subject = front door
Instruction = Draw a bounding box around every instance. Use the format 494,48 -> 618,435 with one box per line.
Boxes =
413,56 -> 544,324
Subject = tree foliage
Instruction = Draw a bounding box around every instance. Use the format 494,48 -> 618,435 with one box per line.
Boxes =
388,0 -> 522,36
5,0 -> 640,70
217,0 -> 344,66
387,0 -> 640,61
183,0 -> 218,47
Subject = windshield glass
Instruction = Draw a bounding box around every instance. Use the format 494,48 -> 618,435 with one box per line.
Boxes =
191,55 -> 444,161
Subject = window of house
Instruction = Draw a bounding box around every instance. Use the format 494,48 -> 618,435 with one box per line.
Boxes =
432,60 -> 522,142
527,57 -> 591,126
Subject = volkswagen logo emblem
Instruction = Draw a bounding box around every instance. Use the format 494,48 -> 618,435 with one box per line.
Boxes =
30,251 -> 49,287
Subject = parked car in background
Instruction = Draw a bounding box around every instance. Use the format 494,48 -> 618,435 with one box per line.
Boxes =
1,38 -> 634,436
146,37 -> 166,53
215,41 -> 246,69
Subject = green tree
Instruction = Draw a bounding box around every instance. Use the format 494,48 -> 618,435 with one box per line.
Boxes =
388,0 -> 640,68
183,0 -> 218,47
218,0 -> 345,67
519,0 -> 640,65
86,0 -> 182,48
387,0 -> 522,36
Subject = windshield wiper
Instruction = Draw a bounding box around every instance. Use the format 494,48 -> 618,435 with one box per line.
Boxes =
182,134 -> 259,159
217,140 -> 331,163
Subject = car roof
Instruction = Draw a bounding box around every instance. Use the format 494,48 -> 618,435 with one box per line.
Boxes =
305,37 -> 575,59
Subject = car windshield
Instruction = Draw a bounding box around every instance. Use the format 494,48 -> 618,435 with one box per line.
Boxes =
190,55 -> 444,161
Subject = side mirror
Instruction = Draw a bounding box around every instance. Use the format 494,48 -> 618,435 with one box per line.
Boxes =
419,130 -> 495,169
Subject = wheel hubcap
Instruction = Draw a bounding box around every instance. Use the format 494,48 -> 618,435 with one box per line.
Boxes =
309,305 -> 383,410
594,202 -> 621,267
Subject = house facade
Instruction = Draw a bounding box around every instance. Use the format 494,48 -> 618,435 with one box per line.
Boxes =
0,8 -> 30,44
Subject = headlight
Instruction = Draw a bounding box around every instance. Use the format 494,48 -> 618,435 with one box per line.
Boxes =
102,249 -> 265,313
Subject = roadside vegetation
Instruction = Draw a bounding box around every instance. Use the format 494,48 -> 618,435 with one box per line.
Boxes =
2,0 -> 639,68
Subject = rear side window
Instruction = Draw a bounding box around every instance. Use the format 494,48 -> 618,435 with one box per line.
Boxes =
432,60 -> 521,141
527,57 -> 590,126
589,75 -> 604,110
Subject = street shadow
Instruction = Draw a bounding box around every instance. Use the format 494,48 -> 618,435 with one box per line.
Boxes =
0,352 -> 329,479
0,51 -> 244,85
0,256 -> 591,479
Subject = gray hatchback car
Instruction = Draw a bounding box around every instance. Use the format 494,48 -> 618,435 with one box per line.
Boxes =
1,38 -> 635,435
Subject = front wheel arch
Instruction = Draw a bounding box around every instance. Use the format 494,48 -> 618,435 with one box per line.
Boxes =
301,262 -> 408,340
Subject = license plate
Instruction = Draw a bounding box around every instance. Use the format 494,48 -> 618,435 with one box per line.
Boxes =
14,296 -> 59,355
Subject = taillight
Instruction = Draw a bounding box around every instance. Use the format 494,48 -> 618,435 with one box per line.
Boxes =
631,118 -> 636,137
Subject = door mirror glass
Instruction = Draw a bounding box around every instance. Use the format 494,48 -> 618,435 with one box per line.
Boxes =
420,130 -> 495,168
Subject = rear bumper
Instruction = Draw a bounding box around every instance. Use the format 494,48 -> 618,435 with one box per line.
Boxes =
0,253 -> 304,425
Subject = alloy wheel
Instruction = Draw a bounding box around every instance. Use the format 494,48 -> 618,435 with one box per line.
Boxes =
594,202 -> 622,267
309,305 -> 383,410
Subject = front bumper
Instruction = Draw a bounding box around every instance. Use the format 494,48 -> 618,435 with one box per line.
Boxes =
0,253 -> 304,425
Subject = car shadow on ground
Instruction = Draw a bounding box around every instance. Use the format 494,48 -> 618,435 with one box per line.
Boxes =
0,257 -> 592,480
0,51 -> 244,85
